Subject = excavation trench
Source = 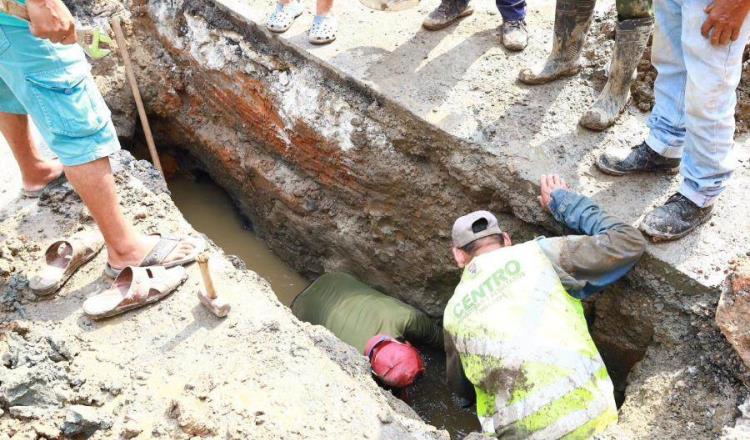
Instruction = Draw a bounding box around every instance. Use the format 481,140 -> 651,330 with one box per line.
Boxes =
101,0 -> 750,436
160,159 -> 642,438
164,167 -> 482,437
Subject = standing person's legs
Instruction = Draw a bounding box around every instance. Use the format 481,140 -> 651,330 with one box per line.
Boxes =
595,0 -> 684,175
0,111 -> 63,193
0,25 -> 198,270
578,0 -> 653,130
309,0 -> 336,44
316,0 -> 333,16
498,0 -> 528,51
645,0 -> 687,159
638,0 -> 750,240
676,0 -> 750,206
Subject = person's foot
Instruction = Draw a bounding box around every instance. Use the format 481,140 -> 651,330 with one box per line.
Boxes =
22,159 -> 64,193
640,193 -> 714,242
502,20 -> 528,51
309,15 -> 337,45
422,1 -> 474,31
578,17 -> 653,131
266,0 -> 304,33
596,141 -> 681,176
106,234 -> 200,272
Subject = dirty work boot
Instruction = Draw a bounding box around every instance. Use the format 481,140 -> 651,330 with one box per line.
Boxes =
596,141 -> 681,176
518,0 -> 596,84
502,20 -> 528,51
422,0 -> 474,31
640,193 -> 714,242
579,17 -> 654,131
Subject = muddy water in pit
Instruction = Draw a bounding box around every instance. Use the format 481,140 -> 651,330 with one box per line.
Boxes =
167,173 -> 481,438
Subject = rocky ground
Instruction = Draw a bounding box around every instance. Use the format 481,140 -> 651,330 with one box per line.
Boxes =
0,148 -> 446,440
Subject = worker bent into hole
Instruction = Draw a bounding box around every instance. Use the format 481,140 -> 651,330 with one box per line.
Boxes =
291,272 -> 443,388
444,175 -> 646,438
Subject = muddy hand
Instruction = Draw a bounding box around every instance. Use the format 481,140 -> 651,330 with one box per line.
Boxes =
701,0 -> 750,46
538,174 -> 569,213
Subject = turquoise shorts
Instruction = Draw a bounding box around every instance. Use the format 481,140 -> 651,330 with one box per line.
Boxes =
0,25 -> 120,166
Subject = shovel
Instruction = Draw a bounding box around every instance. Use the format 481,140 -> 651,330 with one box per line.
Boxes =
359,0 -> 420,12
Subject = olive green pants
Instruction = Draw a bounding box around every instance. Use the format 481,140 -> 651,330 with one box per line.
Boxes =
617,0 -> 652,20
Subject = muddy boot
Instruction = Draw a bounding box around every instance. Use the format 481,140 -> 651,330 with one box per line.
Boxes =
579,17 -> 654,131
517,0 -> 596,85
502,20 -> 528,52
422,0 -> 474,31
596,141 -> 681,176
640,193 -> 714,242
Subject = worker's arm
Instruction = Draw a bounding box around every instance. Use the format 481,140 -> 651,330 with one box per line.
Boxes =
403,312 -> 444,348
537,175 -> 647,299
444,331 -> 475,407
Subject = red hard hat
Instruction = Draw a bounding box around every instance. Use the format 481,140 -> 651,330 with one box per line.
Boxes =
364,335 -> 425,388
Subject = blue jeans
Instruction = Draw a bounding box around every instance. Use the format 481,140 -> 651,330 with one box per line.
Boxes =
0,25 -> 120,166
456,0 -> 526,22
646,0 -> 750,207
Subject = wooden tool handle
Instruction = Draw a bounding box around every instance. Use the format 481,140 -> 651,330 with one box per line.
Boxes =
196,254 -> 218,300
110,16 -> 163,175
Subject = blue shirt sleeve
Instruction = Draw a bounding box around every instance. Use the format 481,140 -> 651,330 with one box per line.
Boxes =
539,189 -> 647,299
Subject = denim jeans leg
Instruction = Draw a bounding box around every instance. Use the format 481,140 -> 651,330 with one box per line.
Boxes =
645,0 -> 686,159
677,0 -> 750,207
496,0 -> 526,22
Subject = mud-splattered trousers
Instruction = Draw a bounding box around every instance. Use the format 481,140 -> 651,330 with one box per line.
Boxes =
645,0 -> 750,207
444,189 -> 647,436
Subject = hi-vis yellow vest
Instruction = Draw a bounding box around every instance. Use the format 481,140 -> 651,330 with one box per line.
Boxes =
444,241 -> 617,439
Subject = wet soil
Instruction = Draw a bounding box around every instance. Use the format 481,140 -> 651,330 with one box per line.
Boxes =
166,172 -> 481,438
168,173 -> 308,305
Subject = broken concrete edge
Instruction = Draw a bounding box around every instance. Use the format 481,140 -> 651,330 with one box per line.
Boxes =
205,0 -> 724,301
0,150 -> 448,440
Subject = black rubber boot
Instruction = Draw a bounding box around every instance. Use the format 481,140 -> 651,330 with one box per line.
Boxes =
640,193 -> 714,242
596,141 -> 681,176
579,17 -> 654,131
422,0 -> 474,31
517,0 -> 596,85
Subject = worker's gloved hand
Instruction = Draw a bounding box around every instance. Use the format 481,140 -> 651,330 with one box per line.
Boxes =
538,174 -> 569,213
27,0 -> 77,45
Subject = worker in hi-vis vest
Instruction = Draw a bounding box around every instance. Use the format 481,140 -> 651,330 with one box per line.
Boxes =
444,174 -> 646,439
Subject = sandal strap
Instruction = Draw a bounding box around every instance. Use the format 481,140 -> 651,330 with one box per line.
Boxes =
122,266 -> 169,303
140,235 -> 180,267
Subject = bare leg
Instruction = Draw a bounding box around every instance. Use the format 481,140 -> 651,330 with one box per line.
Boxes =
64,158 -> 193,269
0,113 -> 63,192
317,0 -> 333,15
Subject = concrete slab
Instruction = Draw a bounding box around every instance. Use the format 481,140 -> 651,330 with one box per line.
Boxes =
227,0 -> 748,290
